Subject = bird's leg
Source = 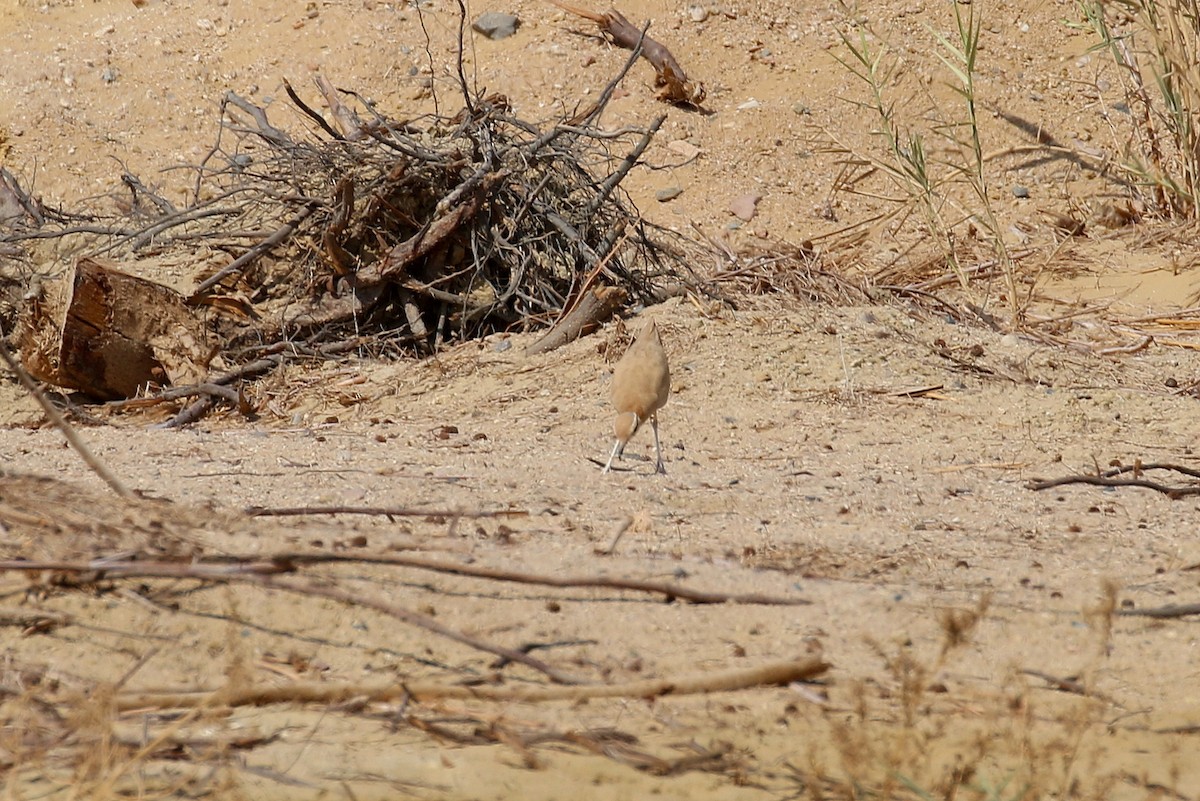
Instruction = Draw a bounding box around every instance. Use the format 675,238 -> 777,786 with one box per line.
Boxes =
651,413 -> 666,474
603,412 -> 639,473
602,439 -> 623,473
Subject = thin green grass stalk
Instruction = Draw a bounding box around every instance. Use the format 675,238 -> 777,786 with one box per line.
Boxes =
1079,0 -> 1179,213
833,20 -> 969,291
930,2 -> 1021,322
1142,0 -> 1200,212
1079,0 -> 1200,216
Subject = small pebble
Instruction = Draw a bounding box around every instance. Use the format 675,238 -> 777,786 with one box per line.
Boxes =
667,139 -> 700,159
472,11 -> 520,40
656,186 -> 684,202
1012,185 -> 1030,198
728,192 -> 762,221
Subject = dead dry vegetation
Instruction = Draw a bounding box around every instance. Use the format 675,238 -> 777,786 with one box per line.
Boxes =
4,0 -> 1200,799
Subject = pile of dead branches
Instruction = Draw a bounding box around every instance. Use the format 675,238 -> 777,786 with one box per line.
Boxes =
0,71 -> 708,417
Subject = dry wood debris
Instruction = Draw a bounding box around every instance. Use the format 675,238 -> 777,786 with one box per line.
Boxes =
0,471 -> 824,794
548,0 -> 707,107
0,72 -> 710,416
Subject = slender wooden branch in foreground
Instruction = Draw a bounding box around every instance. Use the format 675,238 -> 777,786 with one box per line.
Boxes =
0,553 -> 810,606
244,505 -> 528,519
253,574 -> 586,685
0,557 -> 582,684
1116,602 -> 1200,619
0,327 -> 134,499
115,656 -> 829,712
343,552 -> 812,605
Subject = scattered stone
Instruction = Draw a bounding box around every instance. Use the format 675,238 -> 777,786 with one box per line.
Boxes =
667,139 -> 701,160
1012,185 -> 1029,199
728,192 -> 762,221
792,101 -> 811,116
736,98 -> 761,111
688,4 -> 708,22
472,12 -> 520,40
656,186 -> 684,202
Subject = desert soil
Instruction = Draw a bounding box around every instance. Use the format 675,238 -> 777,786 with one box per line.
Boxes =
3,0 -> 1200,799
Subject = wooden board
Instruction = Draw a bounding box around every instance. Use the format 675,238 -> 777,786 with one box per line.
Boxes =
18,257 -> 210,400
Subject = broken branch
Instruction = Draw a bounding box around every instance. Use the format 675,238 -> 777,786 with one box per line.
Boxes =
549,1 -> 706,106
115,657 -> 829,711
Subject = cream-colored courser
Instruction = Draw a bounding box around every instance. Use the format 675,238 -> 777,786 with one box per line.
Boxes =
603,318 -> 670,474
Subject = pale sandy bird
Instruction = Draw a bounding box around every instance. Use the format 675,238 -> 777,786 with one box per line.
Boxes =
603,318 -> 671,474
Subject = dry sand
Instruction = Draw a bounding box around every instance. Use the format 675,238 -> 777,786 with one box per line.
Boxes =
3,0 -> 1200,798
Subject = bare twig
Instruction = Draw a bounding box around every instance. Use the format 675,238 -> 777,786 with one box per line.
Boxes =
0,552 -> 811,607
0,166 -> 45,225
115,656 -> 829,711
525,285 -> 627,355
270,551 -> 811,605
0,558 -> 295,580
1027,474 -> 1200,496
283,77 -> 344,141
549,1 -> 706,106
252,575 -> 587,684
1028,462 -> 1200,498
157,339 -> 364,428
1020,669 -> 1091,696
245,505 -> 528,519
222,90 -> 293,147
0,556 -> 582,683
313,74 -> 365,139
0,325 -> 134,499
188,202 -> 319,302
1116,602 -> 1200,619
585,113 -> 665,216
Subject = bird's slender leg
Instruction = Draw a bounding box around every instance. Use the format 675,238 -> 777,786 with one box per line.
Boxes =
602,439 -> 623,473
651,413 -> 666,474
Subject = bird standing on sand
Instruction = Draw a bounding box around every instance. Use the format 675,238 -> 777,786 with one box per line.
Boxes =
603,318 -> 671,474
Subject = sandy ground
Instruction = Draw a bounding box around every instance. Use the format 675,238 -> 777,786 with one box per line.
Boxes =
4,0 -> 1200,799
